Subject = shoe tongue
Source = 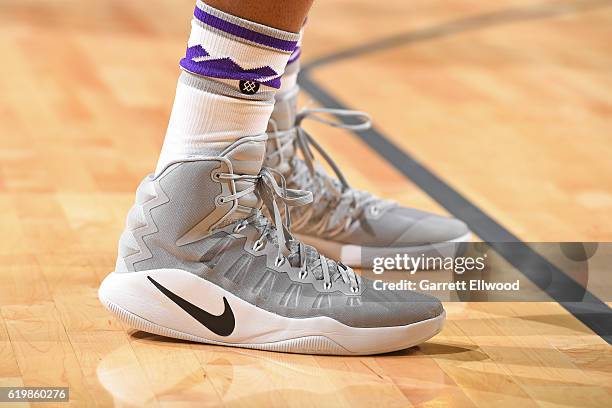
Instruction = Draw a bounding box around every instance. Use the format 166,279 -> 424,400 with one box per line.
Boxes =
223,137 -> 265,176
220,137 -> 266,224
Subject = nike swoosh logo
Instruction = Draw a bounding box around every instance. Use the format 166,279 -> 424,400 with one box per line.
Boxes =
147,276 -> 235,337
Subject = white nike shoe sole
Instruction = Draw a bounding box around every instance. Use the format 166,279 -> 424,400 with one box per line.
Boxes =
296,232 -> 473,268
98,269 -> 445,355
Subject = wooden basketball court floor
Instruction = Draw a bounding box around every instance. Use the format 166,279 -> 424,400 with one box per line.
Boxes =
1,0 -> 611,406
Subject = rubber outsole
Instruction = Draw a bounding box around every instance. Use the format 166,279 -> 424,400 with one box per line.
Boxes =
100,293 -> 445,355
101,293 -> 354,355
98,269 -> 445,356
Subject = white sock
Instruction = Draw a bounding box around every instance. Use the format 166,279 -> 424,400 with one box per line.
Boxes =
156,1 -> 300,175
278,32 -> 302,95
268,31 -> 303,133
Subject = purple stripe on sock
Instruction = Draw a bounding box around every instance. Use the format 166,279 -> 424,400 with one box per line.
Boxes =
194,6 -> 297,52
260,77 -> 282,88
287,46 -> 301,65
185,45 -> 210,60
180,54 -> 282,88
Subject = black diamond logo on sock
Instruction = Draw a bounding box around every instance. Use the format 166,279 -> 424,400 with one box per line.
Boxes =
239,80 -> 260,95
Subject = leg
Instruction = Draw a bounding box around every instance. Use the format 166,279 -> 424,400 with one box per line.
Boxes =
206,0 -> 313,32
155,1 -> 311,174
99,1 -> 445,356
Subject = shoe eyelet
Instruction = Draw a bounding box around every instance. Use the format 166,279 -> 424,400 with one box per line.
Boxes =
350,286 -> 359,293
274,256 -> 285,267
215,196 -> 226,205
252,239 -> 264,251
233,223 -> 247,233
211,170 -> 222,182
323,282 -> 332,290
299,270 -> 308,280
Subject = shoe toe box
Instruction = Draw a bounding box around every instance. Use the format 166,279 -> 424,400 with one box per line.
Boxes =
342,206 -> 470,247
388,208 -> 471,246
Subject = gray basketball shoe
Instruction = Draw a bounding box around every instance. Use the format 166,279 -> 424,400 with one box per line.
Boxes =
99,135 -> 444,355
265,88 -> 471,268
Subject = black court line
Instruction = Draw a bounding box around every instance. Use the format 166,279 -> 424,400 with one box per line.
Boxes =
298,1 -> 612,344
303,0 -> 612,72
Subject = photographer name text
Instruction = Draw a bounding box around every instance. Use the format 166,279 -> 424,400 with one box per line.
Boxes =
373,279 -> 520,291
